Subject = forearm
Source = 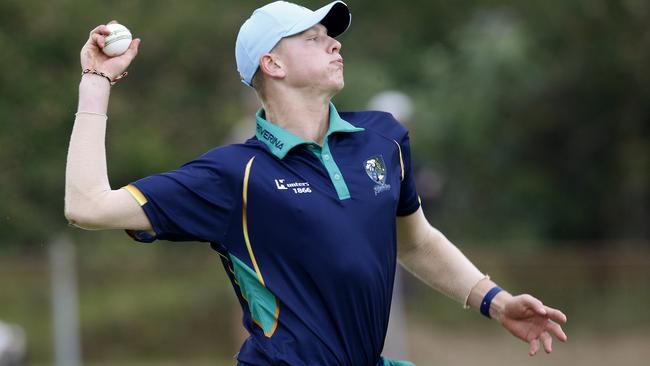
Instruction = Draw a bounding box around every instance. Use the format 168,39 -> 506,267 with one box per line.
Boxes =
397,225 -> 486,306
78,74 -> 110,113
65,76 -> 113,227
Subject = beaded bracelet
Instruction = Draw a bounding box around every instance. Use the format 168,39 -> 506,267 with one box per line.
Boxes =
81,68 -> 128,85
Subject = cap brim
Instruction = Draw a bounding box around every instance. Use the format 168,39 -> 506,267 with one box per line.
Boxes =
286,1 -> 351,38
319,1 -> 351,37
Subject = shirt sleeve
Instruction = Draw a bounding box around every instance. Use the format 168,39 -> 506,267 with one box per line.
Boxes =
125,154 -> 237,243
396,131 -> 421,216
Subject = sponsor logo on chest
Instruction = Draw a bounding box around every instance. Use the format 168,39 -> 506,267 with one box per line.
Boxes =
274,179 -> 312,194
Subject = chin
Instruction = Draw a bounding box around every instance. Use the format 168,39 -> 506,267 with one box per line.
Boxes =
334,79 -> 344,92
329,76 -> 345,93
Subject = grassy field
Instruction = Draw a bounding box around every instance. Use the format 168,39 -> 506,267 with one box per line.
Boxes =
59,330 -> 650,366
408,328 -> 650,366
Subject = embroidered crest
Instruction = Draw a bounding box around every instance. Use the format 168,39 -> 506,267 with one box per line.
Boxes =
364,155 -> 391,195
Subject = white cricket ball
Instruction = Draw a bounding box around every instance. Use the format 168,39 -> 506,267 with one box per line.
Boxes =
102,23 -> 132,57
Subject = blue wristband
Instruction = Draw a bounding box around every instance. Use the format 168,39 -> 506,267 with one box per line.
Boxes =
480,286 -> 502,318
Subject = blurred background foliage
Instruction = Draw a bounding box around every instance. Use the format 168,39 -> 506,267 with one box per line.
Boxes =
0,0 -> 649,365
0,0 -> 648,245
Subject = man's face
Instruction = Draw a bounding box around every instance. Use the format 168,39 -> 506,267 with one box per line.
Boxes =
273,24 -> 345,94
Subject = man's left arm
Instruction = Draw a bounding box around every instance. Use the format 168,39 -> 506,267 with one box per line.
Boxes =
396,207 -> 568,355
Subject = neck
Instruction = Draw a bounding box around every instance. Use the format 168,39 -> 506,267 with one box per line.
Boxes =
261,87 -> 332,145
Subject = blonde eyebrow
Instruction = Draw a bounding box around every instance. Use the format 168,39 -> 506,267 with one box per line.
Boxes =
301,25 -> 327,37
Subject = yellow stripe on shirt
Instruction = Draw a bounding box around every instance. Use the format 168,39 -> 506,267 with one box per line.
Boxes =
123,184 -> 148,206
242,156 -> 266,286
392,140 -> 405,181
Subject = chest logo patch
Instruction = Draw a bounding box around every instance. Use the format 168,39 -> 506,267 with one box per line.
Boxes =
364,155 -> 391,195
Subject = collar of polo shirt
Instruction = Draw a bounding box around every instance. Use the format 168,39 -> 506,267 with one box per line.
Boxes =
254,102 -> 364,159
254,103 -> 364,200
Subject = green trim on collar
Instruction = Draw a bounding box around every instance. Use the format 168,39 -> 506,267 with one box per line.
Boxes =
254,103 -> 363,201
254,102 -> 363,159
326,103 -> 365,135
255,110 -> 305,160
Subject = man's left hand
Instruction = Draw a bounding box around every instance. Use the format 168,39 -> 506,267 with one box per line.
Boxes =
496,294 -> 568,356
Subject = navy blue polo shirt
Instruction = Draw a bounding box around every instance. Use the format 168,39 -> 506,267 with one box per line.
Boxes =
125,103 -> 420,366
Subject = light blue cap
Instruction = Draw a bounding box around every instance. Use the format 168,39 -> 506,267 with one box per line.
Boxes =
235,1 -> 351,86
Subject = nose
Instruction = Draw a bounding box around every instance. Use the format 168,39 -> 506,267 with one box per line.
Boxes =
329,37 -> 342,53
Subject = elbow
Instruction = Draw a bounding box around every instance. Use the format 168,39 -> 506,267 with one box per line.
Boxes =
64,195 -> 78,224
64,203 -> 93,229
64,195 -> 103,230
397,238 -> 422,264
64,181 -> 114,229
397,225 -> 439,262
398,224 -> 430,251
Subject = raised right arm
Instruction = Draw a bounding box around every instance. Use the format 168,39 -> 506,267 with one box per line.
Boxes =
64,23 -> 151,231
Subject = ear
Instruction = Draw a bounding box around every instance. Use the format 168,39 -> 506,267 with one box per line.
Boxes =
259,53 -> 286,80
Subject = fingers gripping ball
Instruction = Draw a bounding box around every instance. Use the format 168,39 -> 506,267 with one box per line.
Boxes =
102,24 -> 132,57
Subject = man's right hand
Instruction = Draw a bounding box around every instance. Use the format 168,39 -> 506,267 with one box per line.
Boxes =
80,20 -> 141,80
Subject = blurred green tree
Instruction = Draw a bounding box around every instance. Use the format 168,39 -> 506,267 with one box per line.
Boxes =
0,0 -> 647,246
